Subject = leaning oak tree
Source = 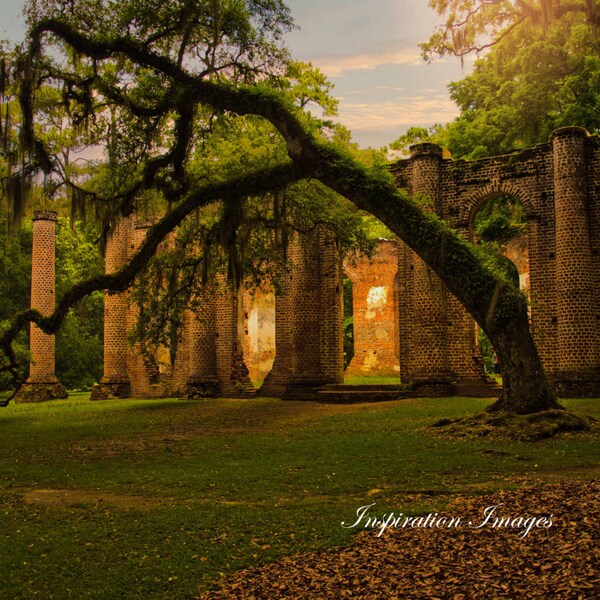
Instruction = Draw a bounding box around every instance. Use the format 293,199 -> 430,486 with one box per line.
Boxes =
0,0 -> 584,422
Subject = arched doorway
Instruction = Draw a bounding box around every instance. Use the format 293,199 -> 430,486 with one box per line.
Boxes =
471,193 -> 529,377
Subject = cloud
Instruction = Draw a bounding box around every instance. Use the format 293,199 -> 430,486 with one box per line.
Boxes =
313,49 -> 422,76
333,97 -> 460,135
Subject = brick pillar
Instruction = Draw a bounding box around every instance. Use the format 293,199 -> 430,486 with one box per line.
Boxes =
215,277 -> 255,398
318,227 -> 344,385
183,286 -> 220,398
16,210 -> 68,402
397,240 -> 414,382
127,220 -> 157,398
90,216 -> 132,399
409,143 -> 452,393
262,227 -> 343,398
344,241 -> 400,377
289,227 -> 343,396
446,225 -> 485,394
551,126 -> 600,396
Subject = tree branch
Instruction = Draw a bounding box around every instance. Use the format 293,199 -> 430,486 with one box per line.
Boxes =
0,162 -> 304,396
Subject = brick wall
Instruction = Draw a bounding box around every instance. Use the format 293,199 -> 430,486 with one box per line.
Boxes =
344,240 -> 400,377
390,127 -> 600,396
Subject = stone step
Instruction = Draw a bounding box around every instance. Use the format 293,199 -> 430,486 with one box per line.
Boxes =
323,383 -> 404,392
453,381 -> 502,398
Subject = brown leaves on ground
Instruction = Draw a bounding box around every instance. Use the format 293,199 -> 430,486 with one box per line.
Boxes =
198,479 -> 600,599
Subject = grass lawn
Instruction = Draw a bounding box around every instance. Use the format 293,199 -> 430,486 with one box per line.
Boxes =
0,394 -> 598,599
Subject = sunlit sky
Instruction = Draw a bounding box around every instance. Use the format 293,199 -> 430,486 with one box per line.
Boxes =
0,0 -> 473,148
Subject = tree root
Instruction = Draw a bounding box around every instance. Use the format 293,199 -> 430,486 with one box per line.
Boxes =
431,409 -> 597,441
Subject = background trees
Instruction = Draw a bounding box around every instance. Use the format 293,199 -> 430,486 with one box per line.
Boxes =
414,0 -> 600,159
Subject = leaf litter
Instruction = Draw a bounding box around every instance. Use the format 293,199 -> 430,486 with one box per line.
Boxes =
199,479 -> 599,599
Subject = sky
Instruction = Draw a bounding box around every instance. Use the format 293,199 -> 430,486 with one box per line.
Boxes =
0,0 -> 472,148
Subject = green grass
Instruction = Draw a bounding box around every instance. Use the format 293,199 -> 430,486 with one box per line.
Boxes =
0,395 -> 599,599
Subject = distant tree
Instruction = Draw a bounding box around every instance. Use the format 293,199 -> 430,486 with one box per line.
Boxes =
389,125 -> 446,156
422,0 -> 600,61
423,0 -> 600,158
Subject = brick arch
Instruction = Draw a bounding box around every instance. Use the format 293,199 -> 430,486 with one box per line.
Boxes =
463,184 -> 537,239
389,127 -> 600,396
342,264 -> 358,284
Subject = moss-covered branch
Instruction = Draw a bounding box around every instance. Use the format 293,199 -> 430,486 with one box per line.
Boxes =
12,18 -> 561,413
0,162 -> 303,396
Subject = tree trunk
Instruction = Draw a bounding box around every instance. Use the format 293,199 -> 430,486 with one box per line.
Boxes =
24,20 -> 563,414
487,310 -> 562,413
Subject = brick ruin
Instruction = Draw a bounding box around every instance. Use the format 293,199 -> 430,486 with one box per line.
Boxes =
19,127 -> 600,400
15,210 -> 67,402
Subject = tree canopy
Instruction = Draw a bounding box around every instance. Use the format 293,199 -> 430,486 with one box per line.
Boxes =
417,0 -> 600,159
0,0 -> 572,418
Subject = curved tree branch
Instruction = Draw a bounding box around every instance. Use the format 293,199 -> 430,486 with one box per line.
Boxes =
0,162 -> 304,400
10,18 -> 561,413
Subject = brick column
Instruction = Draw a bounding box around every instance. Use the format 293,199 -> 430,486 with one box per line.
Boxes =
551,126 -> 600,396
288,227 -> 343,396
16,210 -> 67,402
90,216 -> 132,399
215,277 -> 255,398
183,286 -> 220,398
318,227 -> 345,385
446,225 -> 485,394
409,143 -> 452,394
262,227 -> 344,398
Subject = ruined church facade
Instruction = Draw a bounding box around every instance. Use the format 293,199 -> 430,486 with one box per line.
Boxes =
17,126 -> 600,401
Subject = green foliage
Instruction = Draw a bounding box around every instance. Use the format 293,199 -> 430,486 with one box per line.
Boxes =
280,60 -> 338,117
471,194 -> 525,294
0,217 -> 32,388
473,194 -> 526,244
426,2 -> 600,158
389,125 -> 447,156
473,243 -> 520,289
54,219 -> 104,389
